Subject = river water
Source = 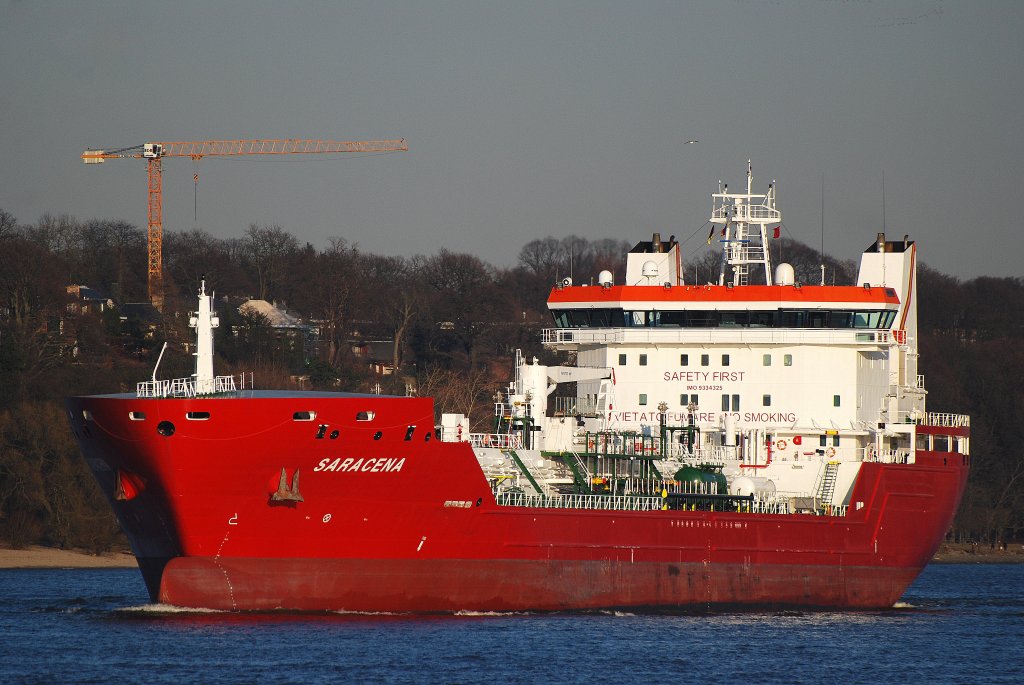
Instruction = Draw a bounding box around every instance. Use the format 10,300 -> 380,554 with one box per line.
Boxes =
1,563 -> 1021,684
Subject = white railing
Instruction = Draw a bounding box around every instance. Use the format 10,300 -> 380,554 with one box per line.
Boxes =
495,491 -> 664,511
553,396 -> 599,416
468,433 -> 524,450
494,491 -> 849,517
865,448 -> 911,465
137,374 -> 238,399
924,412 -> 971,428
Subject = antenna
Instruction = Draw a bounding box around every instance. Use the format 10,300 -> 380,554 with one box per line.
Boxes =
820,173 -> 825,286
881,171 -> 887,287
882,170 -> 886,235
151,342 -> 168,383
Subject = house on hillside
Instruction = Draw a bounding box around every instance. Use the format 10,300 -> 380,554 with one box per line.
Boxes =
237,299 -> 316,361
119,303 -> 161,338
66,285 -> 114,314
351,339 -> 397,375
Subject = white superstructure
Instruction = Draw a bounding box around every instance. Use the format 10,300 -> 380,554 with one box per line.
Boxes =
445,164 -> 968,515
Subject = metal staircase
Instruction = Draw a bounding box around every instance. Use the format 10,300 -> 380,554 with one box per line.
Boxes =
560,450 -> 592,492
816,461 -> 840,507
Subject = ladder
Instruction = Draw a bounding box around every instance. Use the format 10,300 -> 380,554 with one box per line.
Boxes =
561,450 -> 592,492
505,450 -> 544,495
816,461 -> 840,506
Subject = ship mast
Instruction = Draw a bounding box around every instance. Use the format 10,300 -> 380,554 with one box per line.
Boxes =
712,161 -> 780,286
189,280 -> 220,395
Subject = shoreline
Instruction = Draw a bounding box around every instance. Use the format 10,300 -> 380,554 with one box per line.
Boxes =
0,545 -> 137,569
1,543 -> 1021,570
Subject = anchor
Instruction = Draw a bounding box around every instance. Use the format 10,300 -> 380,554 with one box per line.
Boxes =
270,467 -> 304,503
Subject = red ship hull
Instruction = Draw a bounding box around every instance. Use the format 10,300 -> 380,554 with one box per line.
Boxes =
66,392 -> 969,612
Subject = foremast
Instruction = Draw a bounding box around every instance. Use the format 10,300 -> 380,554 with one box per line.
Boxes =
191,280 -> 219,395
136,280 -> 238,398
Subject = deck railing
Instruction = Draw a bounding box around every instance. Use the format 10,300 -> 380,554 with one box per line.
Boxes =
493,490 -> 850,517
468,433 -> 523,449
924,412 -> 971,428
494,491 -> 664,511
137,375 -> 238,399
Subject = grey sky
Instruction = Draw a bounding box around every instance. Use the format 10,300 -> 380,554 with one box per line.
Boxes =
1,0 -> 1020,278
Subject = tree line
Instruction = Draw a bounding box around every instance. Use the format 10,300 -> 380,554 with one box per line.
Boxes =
0,207 -> 1019,550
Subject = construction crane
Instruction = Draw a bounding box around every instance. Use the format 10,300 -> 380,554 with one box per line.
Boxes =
82,138 -> 408,309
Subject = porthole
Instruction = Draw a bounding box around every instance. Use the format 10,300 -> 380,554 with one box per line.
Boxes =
157,421 -> 175,437
329,430 -> 340,440
424,432 -> 431,442
373,431 -> 383,440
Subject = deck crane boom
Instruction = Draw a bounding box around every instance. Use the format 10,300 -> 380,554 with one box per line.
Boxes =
82,138 -> 408,309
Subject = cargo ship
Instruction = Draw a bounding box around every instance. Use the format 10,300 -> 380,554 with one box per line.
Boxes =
66,163 -> 970,612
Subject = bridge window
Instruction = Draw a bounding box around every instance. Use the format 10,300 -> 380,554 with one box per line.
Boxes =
784,354 -> 793,366
721,354 -> 730,366
833,395 -> 841,407
680,354 -> 689,366
639,354 -> 648,366
618,353 -> 627,365
763,354 -> 771,366
832,311 -> 854,327
639,394 -> 648,406
552,307 -> 895,330
660,311 -> 686,326
701,354 -> 710,367
762,394 -> 771,407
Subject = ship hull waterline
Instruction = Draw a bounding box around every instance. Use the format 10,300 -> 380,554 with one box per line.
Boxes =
154,556 -> 923,613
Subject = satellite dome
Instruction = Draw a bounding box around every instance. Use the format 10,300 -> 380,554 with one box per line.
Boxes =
774,263 -> 795,286
598,270 -> 614,287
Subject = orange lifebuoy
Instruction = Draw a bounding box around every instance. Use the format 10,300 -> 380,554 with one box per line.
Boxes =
825,446 -> 836,458
776,439 -> 788,451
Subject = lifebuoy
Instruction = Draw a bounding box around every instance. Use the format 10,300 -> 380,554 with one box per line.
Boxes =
825,446 -> 836,458
776,439 -> 787,451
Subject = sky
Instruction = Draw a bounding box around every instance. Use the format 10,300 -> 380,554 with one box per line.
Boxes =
1,0 -> 1021,279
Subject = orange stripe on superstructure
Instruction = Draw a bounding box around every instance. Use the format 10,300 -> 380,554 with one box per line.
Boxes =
548,284 -> 901,306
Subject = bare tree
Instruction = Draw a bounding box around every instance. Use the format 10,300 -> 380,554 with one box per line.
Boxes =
243,223 -> 299,301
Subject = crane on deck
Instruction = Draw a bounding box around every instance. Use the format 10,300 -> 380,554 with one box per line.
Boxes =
82,138 -> 408,309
